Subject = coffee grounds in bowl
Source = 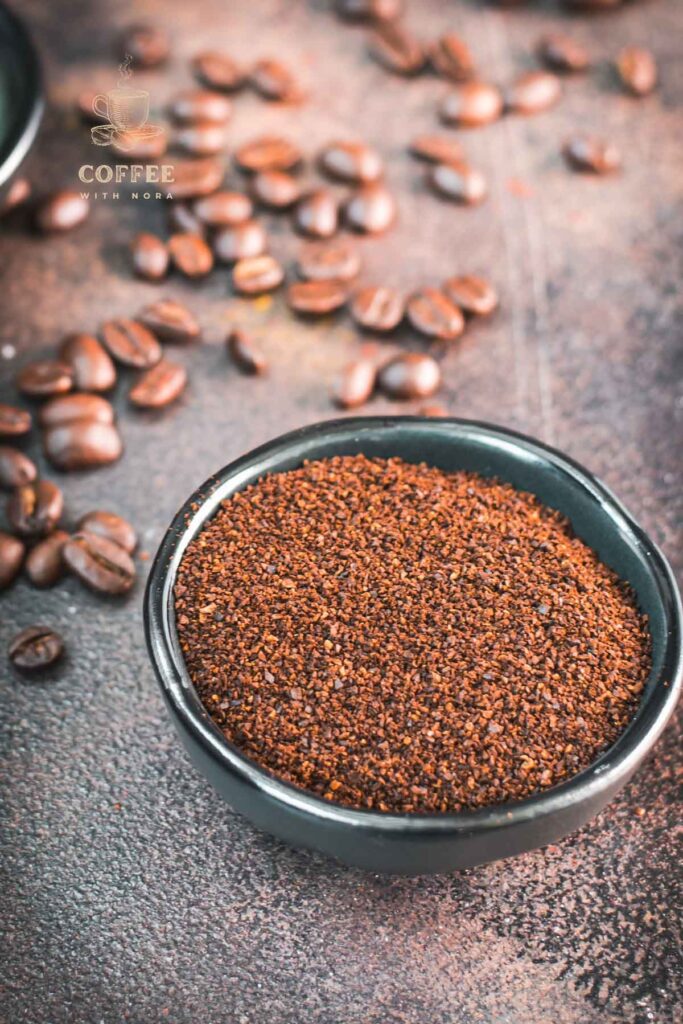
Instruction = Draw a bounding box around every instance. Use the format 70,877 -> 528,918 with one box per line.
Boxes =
174,454 -> 651,815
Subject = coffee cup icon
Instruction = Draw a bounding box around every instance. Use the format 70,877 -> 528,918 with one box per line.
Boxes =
90,85 -> 162,148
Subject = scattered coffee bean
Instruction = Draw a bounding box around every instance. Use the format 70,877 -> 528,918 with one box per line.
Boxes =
294,189 -> 339,239
63,531 -> 136,595
538,34 -> 589,73
25,531 -> 69,588
194,191 -> 253,227
35,191 -> 89,233
0,177 -> 31,216
319,141 -> 384,184
443,274 -> 499,316
139,299 -> 201,344
369,20 -> 425,76
59,333 -> 117,393
112,130 -> 168,160
213,220 -> 268,263
7,480 -> 64,538
428,160 -> 487,205
0,531 -> 25,588
233,255 -> 284,295
168,158 -> 224,200
331,358 -> 377,409
429,33 -> 475,82
8,625 -> 64,670
170,90 -> 232,124
17,360 -> 74,399
168,232 -> 214,278
296,241 -> 361,282
227,330 -> 268,375
39,394 -> 114,428
335,0 -> 402,19
101,319 -> 162,368
129,359 -> 187,409
351,285 -> 404,331
378,352 -> 442,399
440,81 -> 503,127
44,421 -> 123,471
505,71 -> 561,115
0,446 -> 37,489
563,135 -> 621,175
173,122 -> 226,157
250,59 -> 301,102
617,46 -> 657,97
407,287 -> 464,340
287,279 -> 349,315
0,404 -> 32,437
131,233 -> 169,281
77,511 -> 137,554
250,170 -> 301,209
168,202 -> 205,235
409,134 -> 464,164
192,51 -> 246,92
121,22 -> 169,68
235,136 -> 302,173
345,183 -> 396,234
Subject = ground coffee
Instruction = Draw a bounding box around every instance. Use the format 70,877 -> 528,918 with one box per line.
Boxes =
175,454 -> 651,814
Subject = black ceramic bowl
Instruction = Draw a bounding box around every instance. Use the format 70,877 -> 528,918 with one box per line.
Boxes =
145,418 -> 682,874
0,2 -> 43,203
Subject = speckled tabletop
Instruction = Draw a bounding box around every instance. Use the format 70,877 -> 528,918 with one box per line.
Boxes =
1,1 -> 682,1022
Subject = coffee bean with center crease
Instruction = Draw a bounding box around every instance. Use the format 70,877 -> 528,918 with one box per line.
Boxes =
331,358 -> 377,409
168,158 -> 223,200
169,233 -> 214,278
39,393 -> 114,428
170,90 -> 232,124
409,134 -> 464,165
0,404 -> 31,437
250,171 -> 301,209
213,220 -> 268,263
429,33 -> 475,82
227,330 -> 268,375
17,360 -> 73,399
335,0 -> 403,20
407,287 -> 465,340
78,511 -> 137,553
294,190 -> 339,239
129,359 -> 187,409
173,122 -> 226,157
443,275 -> 499,316
44,421 -> 123,471
617,47 -> 657,97
563,135 -> 621,175
0,446 -> 36,489
192,51 -> 246,92
0,531 -> 25,588
369,20 -> 425,76
8,625 -> 64,670
345,183 -> 396,234
35,191 -> 89,233
287,279 -> 349,315
250,59 -> 301,102
131,233 -> 169,281
351,285 -> 405,331
25,531 -> 69,588
59,333 -> 117,392
101,319 -> 162,368
538,34 -> 589,74
235,136 -> 302,173
428,161 -> 487,205
112,130 -> 169,160
7,480 -> 63,538
440,82 -> 503,128
1,177 -> 31,216
505,71 -> 561,115
122,22 -> 169,68
63,531 -> 136,595
296,241 -> 361,282
193,191 -> 253,227
138,299 -> 201,344
378,352 -> 442,399
233,255 -> 284,295
319,141 -> 384,184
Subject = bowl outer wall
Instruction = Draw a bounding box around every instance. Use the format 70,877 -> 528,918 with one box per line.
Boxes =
0,3 -> 43,199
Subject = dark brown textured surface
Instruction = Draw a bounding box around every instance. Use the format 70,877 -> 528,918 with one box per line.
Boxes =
1,1 -> 681,1022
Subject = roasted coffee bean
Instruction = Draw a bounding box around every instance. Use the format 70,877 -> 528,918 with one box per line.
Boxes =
427,161 -> 487,205
169,233 -> 214,278
443,274 -> 499,316
44,421 -> 123,471
138,299 -> 201,344
170,90 -> 232,124
213,220 -> 268,263
40,394 -> 114,428
617,47 -> 657,97
409,134 -> 464,164
227,330 -> 268,375
193,190 -> 253,227
35,190 -> 89,233
296,241 -> 361,282
60,333 -> 117,393
0,177 -> 31,216
122,22 -> 169,68
77,511 -> 137,553
131,233 -> 169,281
429,33 -> 475,82
168,202 -> 204,235
25,531 -> 69,588
8,625 -> 64,670
112,130 -> 168,160
331,358 -> 377,409
173,122 -> 226,157
563,135 -> 621,175
250,59 -> 301,102
168,158 -> 223,200
7,480 -> 64,538
407,287 -> 464,340
294,189 -> 339,239
345,183 -> 396,234
192,51 -> 245,92
440,81 -> 503,127
319,141 -> 384,184
0,446 -> 36,489
378,352 -> 442,399
538,34 -> 589,73
0,403 -> 31,437
250,170 -> 301,209
287,279 -> 349,315
505,71 -> 561,115
233,255 -> 284,295
351,285 -> 404,331
235,136 -> 302,173
101,319 -> 162,368
335,0 -> 402,19
369,20 -> 425,76
63,531 -> 136,595
17,360 -> 73,399
0,531 -> 25,588
129,359 -> 187,409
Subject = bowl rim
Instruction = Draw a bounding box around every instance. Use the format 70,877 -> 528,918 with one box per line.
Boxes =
0,2 -> 43,193
144,416 -> 682,834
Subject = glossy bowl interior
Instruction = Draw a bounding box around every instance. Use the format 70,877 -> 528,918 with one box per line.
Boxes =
144,417 -> 682,874
0,3 -> 42,200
